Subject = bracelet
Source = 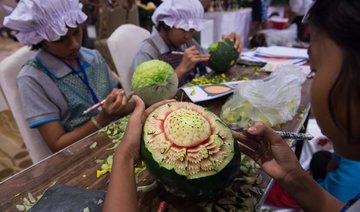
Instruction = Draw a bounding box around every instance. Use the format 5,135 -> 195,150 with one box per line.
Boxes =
91,117 -> 102,129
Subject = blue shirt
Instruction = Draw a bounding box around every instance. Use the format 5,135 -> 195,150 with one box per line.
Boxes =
318,153 -> 360,203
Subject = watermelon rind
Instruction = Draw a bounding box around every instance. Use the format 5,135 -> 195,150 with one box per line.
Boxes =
141,102 -> 240,199
131,60 -> 178,105
208,40 -> 239,74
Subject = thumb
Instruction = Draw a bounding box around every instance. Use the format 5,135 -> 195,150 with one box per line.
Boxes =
242,122 -> 268,142
246,122 -> 266,136
246,122 -> 283,144
130,95 -> 145,117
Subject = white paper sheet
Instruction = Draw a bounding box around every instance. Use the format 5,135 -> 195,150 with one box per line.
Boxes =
255,46 -> 309,59
181,81 -> 242,103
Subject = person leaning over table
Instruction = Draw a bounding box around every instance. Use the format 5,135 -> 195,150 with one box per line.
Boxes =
3,0 -> 135,152
130,0 -> 242,87
103,0 -> 360,211
234,0 -> 360,210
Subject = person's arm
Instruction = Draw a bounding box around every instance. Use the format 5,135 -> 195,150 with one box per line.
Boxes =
103,95 -> 144,212
103,96 -> 175,211
38,89 -> 134,152
233,122 -> 344,212
278,169 -> 343,212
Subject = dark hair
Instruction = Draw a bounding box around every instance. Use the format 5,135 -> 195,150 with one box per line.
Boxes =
249,33 -> 267,48
156,21 -> 170,32
307,0 -> 360,143
31,43 -> 42,50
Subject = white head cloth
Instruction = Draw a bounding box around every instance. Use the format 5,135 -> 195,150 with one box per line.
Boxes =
151,0 -> 204,31
3,0 -> 87,45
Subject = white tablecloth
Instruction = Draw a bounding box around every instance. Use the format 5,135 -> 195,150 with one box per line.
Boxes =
204,8 -> 252,48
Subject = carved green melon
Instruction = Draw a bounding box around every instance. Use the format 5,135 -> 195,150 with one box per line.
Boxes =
141,102 -> 240,199
131,60 -> 178,105
208,39 -> 239,74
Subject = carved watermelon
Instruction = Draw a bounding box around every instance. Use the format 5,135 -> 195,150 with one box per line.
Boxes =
208,39 -> 239,74
141,102 -> 240,199
131,60 -> 178,105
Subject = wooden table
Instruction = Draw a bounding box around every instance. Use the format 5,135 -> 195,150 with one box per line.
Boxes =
0,65 -> 312,211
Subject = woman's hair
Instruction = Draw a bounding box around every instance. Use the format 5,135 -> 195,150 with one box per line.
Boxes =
249,33 -> 267,48
156,21 -> 171,32
31,43 -> 42,50
307,0 -> 360,143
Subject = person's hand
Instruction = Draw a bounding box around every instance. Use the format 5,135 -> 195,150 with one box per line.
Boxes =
102,89 -> 133,116
177,45 -> 210,75
116,95 -> 145,163
116,97 -> 176,163
233,122 -> 304,182
222,32 -> 243,53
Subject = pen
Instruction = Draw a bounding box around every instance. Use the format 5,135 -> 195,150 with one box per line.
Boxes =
274,131 -> 314,140
82,99 -> 106,115
228,123 -> 314,140
170,51 -> 184,55
157,201 -> 167,212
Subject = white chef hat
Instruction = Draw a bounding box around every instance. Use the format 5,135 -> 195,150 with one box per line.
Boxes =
152,0 -> 204,31
3,0 -> 87,45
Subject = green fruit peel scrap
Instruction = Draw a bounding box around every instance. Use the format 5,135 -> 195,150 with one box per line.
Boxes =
132,60 -> 175,88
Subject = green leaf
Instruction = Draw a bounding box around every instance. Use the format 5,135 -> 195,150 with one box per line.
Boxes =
95,159 -> 104,163
16,205 -> 25,211
22,198 -> 30,206
89,142 -> 97,149
97,199 -> 103,205
27,193 -> 36,204
106,155 -> 113,165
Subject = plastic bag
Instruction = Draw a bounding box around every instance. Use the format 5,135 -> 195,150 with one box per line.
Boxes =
220,65 -> 306,129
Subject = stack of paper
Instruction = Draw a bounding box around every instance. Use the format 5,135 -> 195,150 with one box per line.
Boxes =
255,46 -> 308,59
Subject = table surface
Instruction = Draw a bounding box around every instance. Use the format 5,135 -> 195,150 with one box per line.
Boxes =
0,65 -> 312,211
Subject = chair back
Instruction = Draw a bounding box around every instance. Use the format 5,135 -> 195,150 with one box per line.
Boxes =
0,46 -> 52,163
107,24 -> 150,94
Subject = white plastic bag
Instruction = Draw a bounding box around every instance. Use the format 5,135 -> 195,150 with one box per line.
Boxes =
221,65 -> 306,128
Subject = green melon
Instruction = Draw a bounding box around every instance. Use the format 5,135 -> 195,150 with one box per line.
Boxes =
131,60 -> 178,105
208,39 -> 239,73
141,101 -> 240,199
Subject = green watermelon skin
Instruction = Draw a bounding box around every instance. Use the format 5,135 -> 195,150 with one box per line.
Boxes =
141,102 -> 240,199
208,40 -> 239,74
141,138 -> 240,199
131,60 -> 178,105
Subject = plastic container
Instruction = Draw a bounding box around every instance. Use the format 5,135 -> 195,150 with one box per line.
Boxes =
269,17 -> 289,30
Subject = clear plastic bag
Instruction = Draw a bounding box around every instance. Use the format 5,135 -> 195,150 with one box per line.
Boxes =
220,65 -> 306,128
